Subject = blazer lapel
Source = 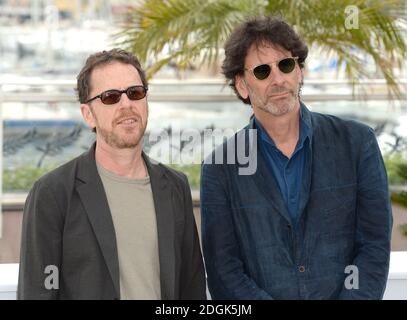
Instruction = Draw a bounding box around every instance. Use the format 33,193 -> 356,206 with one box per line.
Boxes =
297,104 -> 314,224
254,150 -> 292,225
75,143 -> 120,297
245,118 -> 292,225
143,153 -> 175,300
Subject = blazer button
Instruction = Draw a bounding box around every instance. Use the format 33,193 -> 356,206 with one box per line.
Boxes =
298,266 -> 306,273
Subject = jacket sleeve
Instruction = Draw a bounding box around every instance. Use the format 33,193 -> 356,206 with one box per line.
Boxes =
338,128 -> 393,299
179,174 -> 207,300
200,163 -> 273,300
17,180 -> 64,300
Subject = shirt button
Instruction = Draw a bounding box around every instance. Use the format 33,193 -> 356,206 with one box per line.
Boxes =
298,266 -> 306,273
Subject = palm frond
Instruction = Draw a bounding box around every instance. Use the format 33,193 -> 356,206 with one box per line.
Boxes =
272,0 -> 407,97
115,0 -> 407,96
115,0 -> 265,75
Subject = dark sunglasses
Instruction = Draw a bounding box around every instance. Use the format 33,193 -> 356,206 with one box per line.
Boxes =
245,57 -> 299,80
86,85 -> 148,105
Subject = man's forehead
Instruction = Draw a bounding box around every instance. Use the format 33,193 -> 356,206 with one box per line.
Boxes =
247,42 -> 291,58
89,62 -> 141,90
91,61 -> 139,77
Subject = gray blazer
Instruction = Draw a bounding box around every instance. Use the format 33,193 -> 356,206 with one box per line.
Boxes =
17,143 -> 206,300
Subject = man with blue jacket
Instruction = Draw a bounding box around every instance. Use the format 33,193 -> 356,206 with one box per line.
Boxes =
200,16 -> 393,299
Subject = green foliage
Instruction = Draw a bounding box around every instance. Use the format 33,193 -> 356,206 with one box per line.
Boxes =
3,166 -> 57,192
395,162 -> 407,181
386,153 -> 407,238
391,160 -> 407,208
2,164 -> 202,193
400,224 -> 407,237
384,152 -> 407,199
116,0 -> 407,96
3,152 -> 406,195
387,154 -> 407,208
116,0 -> 264,78
384,153 -> 407,185
392,191 -> 407,208
169,164 -> 201,190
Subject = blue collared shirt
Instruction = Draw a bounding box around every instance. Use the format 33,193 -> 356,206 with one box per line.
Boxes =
254,112 -> 311,225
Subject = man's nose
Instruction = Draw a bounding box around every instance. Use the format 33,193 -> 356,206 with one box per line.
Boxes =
117,92 -> 133,108
269,65 -> 286,86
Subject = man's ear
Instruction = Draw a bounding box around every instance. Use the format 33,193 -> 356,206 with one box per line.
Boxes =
80,104 -> 96,130
235,75 -> 249,100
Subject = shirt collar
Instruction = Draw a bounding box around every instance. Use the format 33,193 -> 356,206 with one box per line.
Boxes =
253,102 -> 312,149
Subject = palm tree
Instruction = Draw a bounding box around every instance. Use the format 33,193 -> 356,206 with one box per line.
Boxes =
115,0 -> 407,96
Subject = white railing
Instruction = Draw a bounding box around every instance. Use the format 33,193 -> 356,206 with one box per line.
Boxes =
1,78 -> 407,103
1,251 -> 406,300
384,251 -> 407,299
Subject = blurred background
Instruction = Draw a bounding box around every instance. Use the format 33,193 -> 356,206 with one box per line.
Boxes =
0,0 -> 407,264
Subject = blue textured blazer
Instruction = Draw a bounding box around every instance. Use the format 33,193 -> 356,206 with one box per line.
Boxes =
201,103 -> 392,300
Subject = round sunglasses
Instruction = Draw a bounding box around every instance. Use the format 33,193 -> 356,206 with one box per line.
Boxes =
86,85 -> 148,105
245,57 -> 299,80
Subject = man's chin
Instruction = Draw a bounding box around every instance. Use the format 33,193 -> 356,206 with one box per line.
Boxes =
114,135 -> 143,149
99,133 -> 142,150
110,140 -> 141,149
261,104 -> 291,117
97,124 -> 147,150
263,98 -> 298,116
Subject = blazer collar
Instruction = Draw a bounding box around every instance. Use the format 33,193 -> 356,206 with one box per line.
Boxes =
75,143 -> 120,297
244,101 -> 313,226
142,152 -> 176,300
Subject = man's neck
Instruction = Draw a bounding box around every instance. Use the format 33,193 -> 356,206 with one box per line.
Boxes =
255,104 -> 301,158
95,139 -> 147,179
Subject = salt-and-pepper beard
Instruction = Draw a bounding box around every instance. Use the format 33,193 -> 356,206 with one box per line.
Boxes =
245,77 -> 304,116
